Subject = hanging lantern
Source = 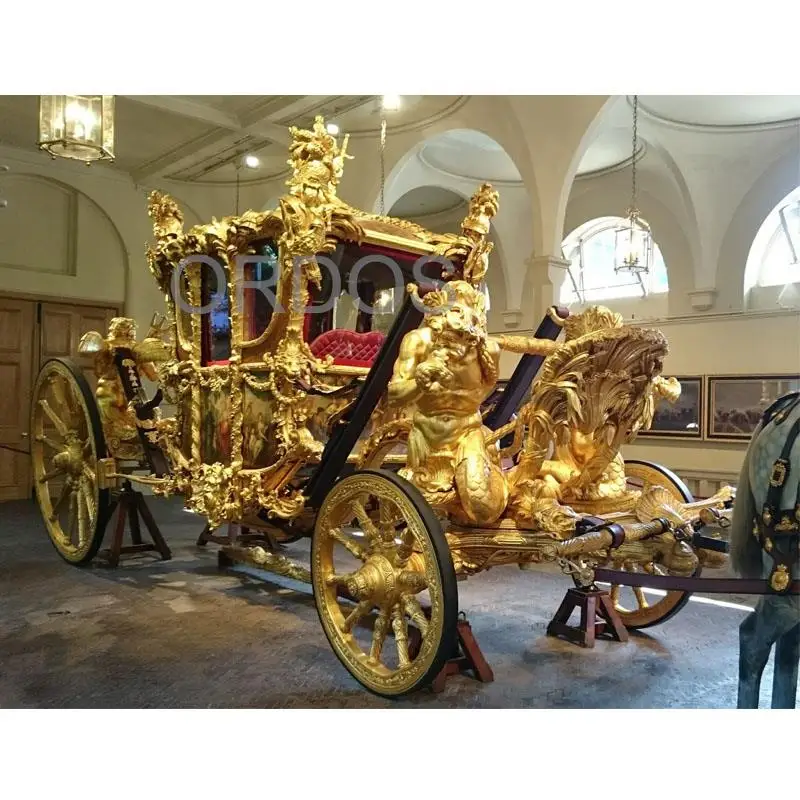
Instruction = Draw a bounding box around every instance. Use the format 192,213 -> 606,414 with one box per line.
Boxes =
614,208 -> 653,274
37,95 -> 115,164
614,95 -> 653,275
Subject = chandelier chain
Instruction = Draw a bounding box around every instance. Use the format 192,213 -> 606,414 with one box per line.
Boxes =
630,95 -> 639,212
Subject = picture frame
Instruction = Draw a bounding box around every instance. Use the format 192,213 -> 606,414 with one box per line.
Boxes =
706,374 -> 800,441
638,375 -> 704,439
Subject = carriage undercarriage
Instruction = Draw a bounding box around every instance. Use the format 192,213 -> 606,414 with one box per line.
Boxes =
30,115 -> 742,698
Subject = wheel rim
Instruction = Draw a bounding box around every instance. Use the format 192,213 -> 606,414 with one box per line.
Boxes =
608,460 -> 697,629
312,470 -> 455,697
31,359 -> 107,564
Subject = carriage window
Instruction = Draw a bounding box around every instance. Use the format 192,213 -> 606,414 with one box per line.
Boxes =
242,241 -> 278,341
334,290 -> 358,330
371,286 -> 399,335
330,281 -> 398,334
200,259 -> 231,365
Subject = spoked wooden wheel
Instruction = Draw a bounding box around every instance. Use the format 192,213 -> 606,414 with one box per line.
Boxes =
608,460 -> 699,630
312,469 -> 458,698
30,358 -> 109,565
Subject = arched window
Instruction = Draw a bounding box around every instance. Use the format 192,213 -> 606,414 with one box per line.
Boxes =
745,186 -> 800,291
560,216 -> 669,304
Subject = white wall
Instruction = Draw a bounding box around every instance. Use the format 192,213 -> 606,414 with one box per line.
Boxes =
623,310 -> 800,474
0,172 -> 127,305
0,144 -> 238,334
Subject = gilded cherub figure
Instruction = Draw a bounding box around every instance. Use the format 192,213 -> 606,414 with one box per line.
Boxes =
79,316 -> 172,461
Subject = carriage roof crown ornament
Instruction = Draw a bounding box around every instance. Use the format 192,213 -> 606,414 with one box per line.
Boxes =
286,115 -> 352,204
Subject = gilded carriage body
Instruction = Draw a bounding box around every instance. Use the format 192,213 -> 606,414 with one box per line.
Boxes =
30,115 -> 735,697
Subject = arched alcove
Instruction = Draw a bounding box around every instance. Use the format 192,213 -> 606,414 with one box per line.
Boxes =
381,128 -> 536,314
558,96 -> 702,288
743,184 -> 800,309
560,215 -> 669,306
0,172 -> 128,304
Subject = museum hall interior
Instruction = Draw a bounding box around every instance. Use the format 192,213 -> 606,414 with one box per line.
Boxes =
2,89 -> 798,730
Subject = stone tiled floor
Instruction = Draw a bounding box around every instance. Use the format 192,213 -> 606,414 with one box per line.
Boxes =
0,496 -> 791,708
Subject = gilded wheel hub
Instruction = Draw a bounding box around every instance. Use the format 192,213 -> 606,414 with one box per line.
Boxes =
342,555 -> 397,606
52,436 -> 85,477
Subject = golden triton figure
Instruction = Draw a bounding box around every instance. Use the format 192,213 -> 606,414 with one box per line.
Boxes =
388,280 -> 560,526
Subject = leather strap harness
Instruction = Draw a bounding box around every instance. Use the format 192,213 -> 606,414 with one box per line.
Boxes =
753,392 -> 800,594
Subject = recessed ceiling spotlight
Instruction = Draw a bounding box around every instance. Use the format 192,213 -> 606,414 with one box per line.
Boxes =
382,94 -> 402,111
243,153 -> 260,169
326,122 -> 340,135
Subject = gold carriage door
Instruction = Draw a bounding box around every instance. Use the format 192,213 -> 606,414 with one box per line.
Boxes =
0,298 -> 35,501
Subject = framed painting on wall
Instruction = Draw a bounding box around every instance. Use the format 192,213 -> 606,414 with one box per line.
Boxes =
639,375 -> 704,439
706,374 -> 800,441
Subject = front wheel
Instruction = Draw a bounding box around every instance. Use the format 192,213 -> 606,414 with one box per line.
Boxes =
312,469 -> 458,698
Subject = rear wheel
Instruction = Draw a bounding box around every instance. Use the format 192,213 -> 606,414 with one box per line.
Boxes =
312,469 -> 458,698
30,358 -> 109,565
608,460 -> 699,629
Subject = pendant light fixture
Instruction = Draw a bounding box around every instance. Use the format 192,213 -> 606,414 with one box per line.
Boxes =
614,95 -> 653,275
37,95 -> 115,164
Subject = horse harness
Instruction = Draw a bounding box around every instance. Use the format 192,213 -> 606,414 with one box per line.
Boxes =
754,392 -> 800,594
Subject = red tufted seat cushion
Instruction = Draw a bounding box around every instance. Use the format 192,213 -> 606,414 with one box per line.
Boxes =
310,329 -> 385,368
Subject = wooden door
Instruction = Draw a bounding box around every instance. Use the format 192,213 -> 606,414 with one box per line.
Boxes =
39,302 -> 116,391
0,298 -> 35,501
0,296 -> 117,502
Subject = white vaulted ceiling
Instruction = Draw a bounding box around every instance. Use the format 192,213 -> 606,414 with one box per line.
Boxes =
2,94 -> 798,197
0,95 -> 466,185
638,95 -> 800,128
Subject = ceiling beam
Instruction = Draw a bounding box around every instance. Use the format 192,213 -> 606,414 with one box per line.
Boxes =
130,129 -> 242,184
125,95 -> 376,183
125,95 -> 296,182
122,95 -> 250,134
